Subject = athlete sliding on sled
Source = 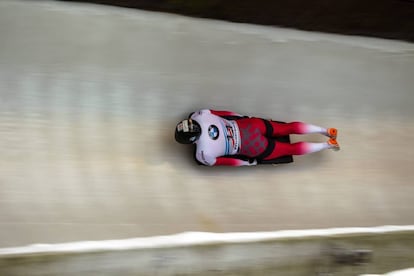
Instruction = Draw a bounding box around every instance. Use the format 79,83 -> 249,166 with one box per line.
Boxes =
174,109 -> 340,166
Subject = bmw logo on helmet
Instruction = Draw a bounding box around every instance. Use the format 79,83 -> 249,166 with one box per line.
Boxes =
208,125 -> 219,140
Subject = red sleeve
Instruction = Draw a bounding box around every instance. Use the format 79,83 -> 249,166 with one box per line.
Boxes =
209,110 -> 245,118
214,157 -> 251,166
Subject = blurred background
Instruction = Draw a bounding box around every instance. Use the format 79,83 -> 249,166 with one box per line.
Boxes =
0,0 -> 413,275
62,0 -> 414,42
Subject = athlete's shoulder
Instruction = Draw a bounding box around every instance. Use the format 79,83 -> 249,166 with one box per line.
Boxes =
190,109 -> 212,117
195,148 -> 216,166
191,110 -> 222,123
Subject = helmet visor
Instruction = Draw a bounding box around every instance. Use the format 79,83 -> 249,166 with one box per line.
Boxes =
177,119 -> 199,133
175,119 -> 201,143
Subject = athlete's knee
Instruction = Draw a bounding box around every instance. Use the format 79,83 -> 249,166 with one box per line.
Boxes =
266,142 -> 307,158
289,142 -> 308,155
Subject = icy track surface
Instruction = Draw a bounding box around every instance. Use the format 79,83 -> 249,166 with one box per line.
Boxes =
0,0 -> 414,247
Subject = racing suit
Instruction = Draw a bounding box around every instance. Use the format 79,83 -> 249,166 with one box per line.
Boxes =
190,109 -> 331,166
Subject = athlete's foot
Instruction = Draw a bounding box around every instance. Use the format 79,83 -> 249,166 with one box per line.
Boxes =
327,138 -> 340,151
326,128 -> 338,139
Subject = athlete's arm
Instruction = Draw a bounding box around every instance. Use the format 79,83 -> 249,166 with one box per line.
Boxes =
209,110 -> 246,118
196,150 -> 256,167
190,109 -> 246,119
214,156 -> 257,166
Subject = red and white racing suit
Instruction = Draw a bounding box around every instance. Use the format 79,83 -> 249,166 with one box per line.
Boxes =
191,109 -> 330,166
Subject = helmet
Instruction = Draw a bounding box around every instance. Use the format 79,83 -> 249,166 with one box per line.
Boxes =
175,119 -> 201,144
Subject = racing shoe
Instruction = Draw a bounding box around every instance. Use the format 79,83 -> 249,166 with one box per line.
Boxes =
327,138 -> 340,151
327,128 -> 338,139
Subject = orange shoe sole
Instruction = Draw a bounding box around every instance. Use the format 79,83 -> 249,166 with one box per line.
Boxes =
327,128 -> 338,139
328,138 -> 340,151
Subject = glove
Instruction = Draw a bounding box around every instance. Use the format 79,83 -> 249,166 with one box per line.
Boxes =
247,159 -> 257,166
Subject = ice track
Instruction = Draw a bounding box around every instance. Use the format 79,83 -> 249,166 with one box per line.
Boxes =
0,0 -> 414,247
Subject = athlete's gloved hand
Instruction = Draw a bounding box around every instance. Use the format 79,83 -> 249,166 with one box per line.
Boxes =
247,159 -> 257,166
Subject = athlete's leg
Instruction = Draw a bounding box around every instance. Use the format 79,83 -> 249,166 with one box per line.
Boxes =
236,118 -> 339,159
269,121 -> 336,138
263,140 -> 336,160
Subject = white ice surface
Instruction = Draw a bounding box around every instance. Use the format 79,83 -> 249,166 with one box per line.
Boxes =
0,0 -> 414,248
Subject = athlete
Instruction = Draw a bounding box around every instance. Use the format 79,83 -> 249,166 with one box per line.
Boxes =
174,109 -> 340,166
